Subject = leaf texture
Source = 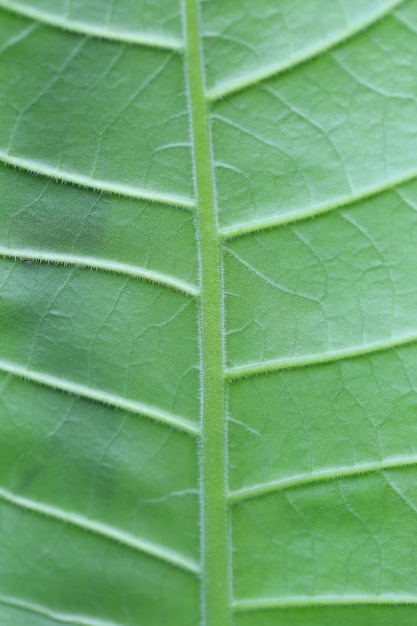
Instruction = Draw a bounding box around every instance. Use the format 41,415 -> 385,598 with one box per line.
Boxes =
1,0 -> 417,625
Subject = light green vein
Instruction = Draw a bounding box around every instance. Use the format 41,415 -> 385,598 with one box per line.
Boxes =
0,0 -> 183,51
0,487 -> 200,574
207,0 -> 404,102
226,332 -> 417,380
0,152 -> 195,210
233,595 -> 417,613
0,248 -> 199,296
0,359 -> 200,436
0,594 -> 124,626
220,165 -> 417,240
228,455 -> 417,504
184,0 -> 230,623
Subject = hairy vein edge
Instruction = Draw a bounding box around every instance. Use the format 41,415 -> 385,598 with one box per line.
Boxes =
0,0 -> 183,51
0,359 -> 200,437
207,0 -> 405,102
226,332 -> 417,380
0,487 -> 200,574
0,248 -> 199,296
229,457 -> 417,504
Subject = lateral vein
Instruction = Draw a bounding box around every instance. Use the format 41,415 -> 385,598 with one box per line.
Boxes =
0,0 -> 183,51
0,359 -> 200,436
233,594 -> 417,612
220,165 -> 417,240
207,0 -> 405,102
0,248 -> 199,296
0,152 -> 195,210
226,332 -> 417,380
0,593 -> 126,626
0,487 -> 200,574
228,455 -> 417,504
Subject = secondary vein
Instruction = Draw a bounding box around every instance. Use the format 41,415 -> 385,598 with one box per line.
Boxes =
226,332 -> 417,380
0,0 -> 184,51
228,455 -> 417,504
0,152 -> 196,210
0,248 -> 199,296
206,0 -> 404,102
0,594 -> 125,626
0,359 -> 199,436
233,594 -> 417,612
0,487 -> 199,574
220,164 -> 417,240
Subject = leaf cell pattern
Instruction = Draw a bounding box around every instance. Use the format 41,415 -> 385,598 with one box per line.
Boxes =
1,0 -> 417,625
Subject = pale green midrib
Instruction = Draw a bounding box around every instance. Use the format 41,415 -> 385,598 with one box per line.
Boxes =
206,0 -> 404,102
184,1 -> 229,625
0,0 -> 183,51
0,248 -> 199,296
0,153 -> 196,210
228,455 -> 417,504
0,486 -> 199,574
226,332 -> 417,380
0,594 -> 124,626
0,359 -> 199,436
220,165 -> 417,241
233,595 -> 417,612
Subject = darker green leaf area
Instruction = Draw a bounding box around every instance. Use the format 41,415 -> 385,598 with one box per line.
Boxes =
235,605 -> 417,626
0,259 -> 200,421
0,164 -> 199,287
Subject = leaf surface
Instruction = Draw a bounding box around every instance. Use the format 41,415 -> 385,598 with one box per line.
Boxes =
1,0 -> 417,625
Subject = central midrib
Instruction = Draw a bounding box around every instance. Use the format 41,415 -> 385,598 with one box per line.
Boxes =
184,1 -> 230,624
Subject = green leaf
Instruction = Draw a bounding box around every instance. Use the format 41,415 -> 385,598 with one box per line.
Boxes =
1,0 -> 417,625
